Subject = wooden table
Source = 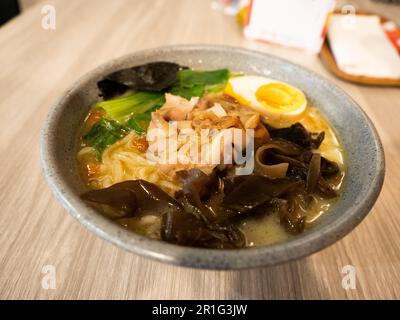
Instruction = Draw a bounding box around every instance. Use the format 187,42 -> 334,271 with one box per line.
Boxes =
1,0 -> 399,300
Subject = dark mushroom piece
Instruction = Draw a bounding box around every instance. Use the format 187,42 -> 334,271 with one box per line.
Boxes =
306,153 -> 321,192
320,157 -> 340,178
81,180 -> 183,219
81,176 -> 247,249
175,169 -> 219,223
161,210 -> 245,249
222,175 -> 302,214
267,122 -> 325,149
255,137 -> 340,199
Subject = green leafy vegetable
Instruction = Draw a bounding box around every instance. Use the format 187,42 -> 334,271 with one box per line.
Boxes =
86,68 -> 231,158
96,92 -> 165,123
97,69 -> 229,122
126,112 -> 152,135
175,68 -> 230,86
170,69 -> 230,100
83,118 -> 129,158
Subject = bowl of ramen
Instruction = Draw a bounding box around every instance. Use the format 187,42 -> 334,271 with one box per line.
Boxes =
41,45 -> 384,269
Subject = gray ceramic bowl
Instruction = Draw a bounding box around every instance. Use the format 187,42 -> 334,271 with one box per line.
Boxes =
40,45 -> 385,270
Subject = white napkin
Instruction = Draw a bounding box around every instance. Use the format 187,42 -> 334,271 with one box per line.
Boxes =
328,14 -> 400,79
244,0 -> 335,53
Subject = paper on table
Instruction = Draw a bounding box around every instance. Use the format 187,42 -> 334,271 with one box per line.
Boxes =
244,0 -> 335,53
328,15 -> 400,79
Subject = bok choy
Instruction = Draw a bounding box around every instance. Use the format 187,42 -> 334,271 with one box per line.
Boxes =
83,118 -> 129,158
96,92 -> 165,123
170,69 -> 230,100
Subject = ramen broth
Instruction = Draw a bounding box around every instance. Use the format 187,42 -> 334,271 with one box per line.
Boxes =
78,104 -> 344,247
77,63 -> 345,249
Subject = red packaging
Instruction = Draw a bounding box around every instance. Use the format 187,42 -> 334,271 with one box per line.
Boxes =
382,21 -> 400,53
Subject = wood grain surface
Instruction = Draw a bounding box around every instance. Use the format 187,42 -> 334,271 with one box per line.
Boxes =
0,0 -> 399,300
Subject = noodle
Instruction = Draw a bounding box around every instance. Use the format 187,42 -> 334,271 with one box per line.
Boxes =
79,131 -> 180,195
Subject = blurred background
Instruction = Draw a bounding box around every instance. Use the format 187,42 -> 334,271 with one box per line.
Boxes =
4,0 -> 398,85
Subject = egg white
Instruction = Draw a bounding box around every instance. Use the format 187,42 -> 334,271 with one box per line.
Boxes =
225,75 -> 307,125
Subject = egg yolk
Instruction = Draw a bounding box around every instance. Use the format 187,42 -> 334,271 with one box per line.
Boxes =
256,83 -> 304,111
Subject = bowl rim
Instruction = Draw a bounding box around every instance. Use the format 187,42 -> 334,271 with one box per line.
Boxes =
40,44 -> 385,270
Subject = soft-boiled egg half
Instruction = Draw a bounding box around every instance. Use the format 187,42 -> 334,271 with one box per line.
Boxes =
224,75 -> 307,126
